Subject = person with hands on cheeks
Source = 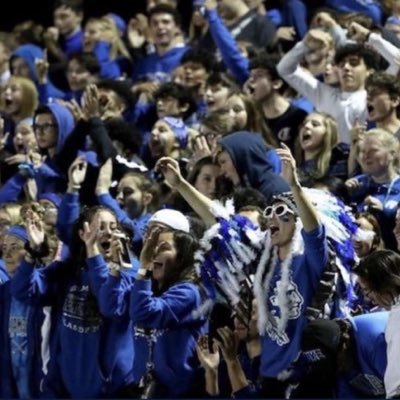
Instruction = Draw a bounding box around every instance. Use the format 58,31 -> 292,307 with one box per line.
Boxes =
96,159 -> 157,251
12,203 -> 139,398
345,128 -> 400,250
129,224 -> 208,398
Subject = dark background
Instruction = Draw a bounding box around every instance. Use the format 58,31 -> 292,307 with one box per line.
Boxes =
0,0 -> 193,32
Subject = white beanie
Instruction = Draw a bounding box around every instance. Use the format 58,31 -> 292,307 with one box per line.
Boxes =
148,209 -> 190,233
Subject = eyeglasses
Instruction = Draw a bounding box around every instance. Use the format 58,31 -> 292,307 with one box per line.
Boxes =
263,204 -> 295,220
33,123 -> 57,134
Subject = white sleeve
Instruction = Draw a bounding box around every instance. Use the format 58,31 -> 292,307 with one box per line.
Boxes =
368,33 -> 400,76
277,41 -> 335,109
385,306 -> 400,398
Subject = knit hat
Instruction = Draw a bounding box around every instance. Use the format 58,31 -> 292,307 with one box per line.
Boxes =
149,209 -> 190,233
6,225 -> 29,243
386,16 -> 400,26
38,193 -> 62,208
108,13 -> 127,35
161,117 -> 189,149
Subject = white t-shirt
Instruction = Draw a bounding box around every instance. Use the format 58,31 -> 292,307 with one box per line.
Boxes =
385,301 -> 400,398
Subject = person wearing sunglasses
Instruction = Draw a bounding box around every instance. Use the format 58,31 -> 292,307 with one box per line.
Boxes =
253,143 -> 329,398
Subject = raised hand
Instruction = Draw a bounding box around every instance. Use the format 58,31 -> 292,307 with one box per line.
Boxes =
214,326 -> 239,363
364,196 -> 383,212
81,219 -> 99,249
276,143 -> 299,188
196,335 -> 220,372
35,49 -> 49,84
348,22 -> 370,42
314,12 -> 337,29
140,227 -> 161,271
26,210 -> 45,250
204,0 -> 217,11
82,84 -> 101,119
304,29 -> 332,51
276,26 -> 296,42
155,157 -> 183,188
127,14 -> 149,48
57,99 -> 84,123
345,178 -> 361,193
68,157 -> 87,189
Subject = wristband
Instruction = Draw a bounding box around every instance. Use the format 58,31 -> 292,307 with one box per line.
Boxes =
137,268 -> 152,279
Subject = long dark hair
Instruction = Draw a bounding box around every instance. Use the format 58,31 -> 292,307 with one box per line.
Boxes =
155,230 -> 199,294
68,205 -> 119,275
353,250 -> 400,304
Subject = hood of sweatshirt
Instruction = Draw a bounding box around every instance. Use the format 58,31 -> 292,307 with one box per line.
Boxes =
219,131 -> 289,201
45,102 -> 75,154
10,44 -> 44,83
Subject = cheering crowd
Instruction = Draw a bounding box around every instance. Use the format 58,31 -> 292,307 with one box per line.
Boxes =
1,0 -> 400,398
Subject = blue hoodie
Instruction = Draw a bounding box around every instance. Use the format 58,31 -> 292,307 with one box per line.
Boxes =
1,277 -> 47,399
219,131 -> 289,201
11,254 -> 137,398
35,102 -> 75,195
130,279 -> 207,397
60,29 -> 84,57
10,44 -> 65,102
338,312 -> 388,398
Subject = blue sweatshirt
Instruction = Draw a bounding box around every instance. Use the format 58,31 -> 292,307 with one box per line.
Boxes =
349,174 -> 400,250
130,279 -> 207,397
337,312 -> 388,398
219,131 -> 289,201
1,279 -> 46,398
281,0 -> 308,39
93,41 -> 122,79
260,225 -> 328,377
10,44 -> 64,102
11,256 -> 136,398
35,102 -> 75,195
205,9 -> 249,85
132,45 -> 189,83
60,29 -> 84,57
0,173 -> 27,205
324,0 -> 383,26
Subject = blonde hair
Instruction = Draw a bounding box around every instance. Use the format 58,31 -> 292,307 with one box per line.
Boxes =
361,128 -> 400,170
2,76 -> 38,121
295,112 -> 339,179
0,203 -> 22,225
85,17 -> 131,62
